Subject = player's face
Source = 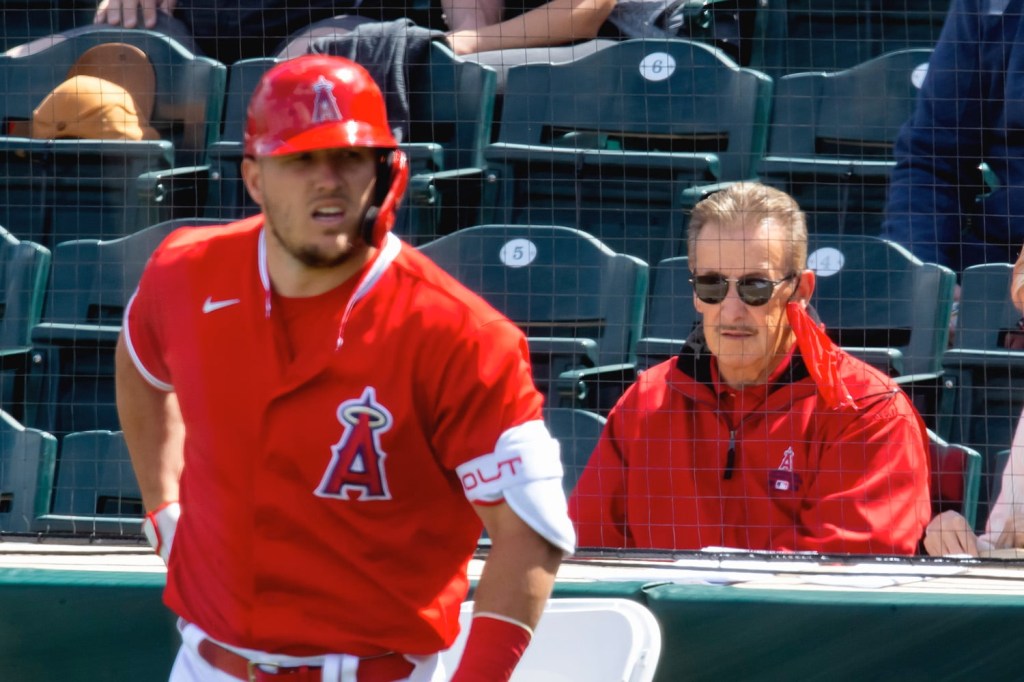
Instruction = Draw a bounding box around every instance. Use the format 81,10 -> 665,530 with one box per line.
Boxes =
692,218 -> 808,389
243,146 -> 378,270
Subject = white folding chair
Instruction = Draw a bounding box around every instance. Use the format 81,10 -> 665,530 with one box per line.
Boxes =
441,598 -> 662,682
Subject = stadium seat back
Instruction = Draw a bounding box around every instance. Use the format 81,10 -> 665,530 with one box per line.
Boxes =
0,408 -> 56,534
419,224 -> 648,402
759,48 -> 933,237
25,218 -> 228,439
807,234 -> 954,377
0,225 -> 50,422
636,255 -> 699,370
928,429 -> 982,530
484,38 -> 772,267
35,429 -> 144,537
543,407 -> 606,496
0,28 -> 226,163
752,0 -> 948,78
0,30 -> 227,245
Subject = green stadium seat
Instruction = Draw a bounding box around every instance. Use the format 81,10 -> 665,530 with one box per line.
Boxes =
941,263 -> 1024,526
808,234 -> 954,375
34,429 -> 144,537
543,407 -> 606,496
482,38 -> 773,268
205,41 -> 498,244
0,225 -> 49,424
807,234 -> 955,430
0,29 -> 227,247
758,48 -> 933,237
751,0 -> 949,78
0,1 -> 94,53
418,224 -> 648,412
24,218 -> 227,441
634,255 -> 699,371
929,429 -> 982,532
0,408 -> 56,534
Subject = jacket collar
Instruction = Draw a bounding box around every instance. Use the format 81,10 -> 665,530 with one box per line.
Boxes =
674,306 -> 826,395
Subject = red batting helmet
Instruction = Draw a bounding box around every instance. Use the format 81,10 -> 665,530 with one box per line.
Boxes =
245,54 -> 409,247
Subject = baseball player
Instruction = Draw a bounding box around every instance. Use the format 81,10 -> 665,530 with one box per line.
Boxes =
115,54 -> 574,682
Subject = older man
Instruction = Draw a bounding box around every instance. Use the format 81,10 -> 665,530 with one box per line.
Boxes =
570,182 -> 931,555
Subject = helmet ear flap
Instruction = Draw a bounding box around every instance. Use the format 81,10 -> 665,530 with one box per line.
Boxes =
363,149 -> 410,247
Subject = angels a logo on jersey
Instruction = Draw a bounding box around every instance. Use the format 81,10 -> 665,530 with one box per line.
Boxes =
767,446 -> 803,494
315,387 -> 392,501
311,75 -> 343,124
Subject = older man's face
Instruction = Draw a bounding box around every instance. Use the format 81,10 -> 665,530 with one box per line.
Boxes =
692,218 -> 802,389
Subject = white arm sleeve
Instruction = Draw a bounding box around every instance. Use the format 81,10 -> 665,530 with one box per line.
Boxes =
456,420 -> 576,555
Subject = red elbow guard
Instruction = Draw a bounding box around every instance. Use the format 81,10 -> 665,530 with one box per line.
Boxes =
450,613 -> 533,682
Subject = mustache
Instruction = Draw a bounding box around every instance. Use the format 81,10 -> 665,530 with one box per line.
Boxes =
713,324 -> 757,334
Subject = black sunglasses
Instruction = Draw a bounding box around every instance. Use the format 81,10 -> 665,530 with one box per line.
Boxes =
689,273 -> 798,307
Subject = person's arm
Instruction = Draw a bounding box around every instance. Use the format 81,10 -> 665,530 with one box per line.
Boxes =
880,0 -> 984,268
442,0 -> 504,32
115,333 -> 185,562
446,0 -> 616,55
1013,245 -> 1024,313
774,392 -> 932,555
115,333 -> 183,510
94,0 -> 176,28
449,502 -> 562,682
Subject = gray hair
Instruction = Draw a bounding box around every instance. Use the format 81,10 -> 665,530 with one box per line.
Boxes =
687,182 -> 808,273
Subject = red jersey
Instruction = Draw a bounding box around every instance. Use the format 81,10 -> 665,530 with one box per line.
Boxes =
124,216 -> 546,656
570,331 -> 931,555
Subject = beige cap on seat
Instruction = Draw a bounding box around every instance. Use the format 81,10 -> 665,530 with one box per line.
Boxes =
31,74 -> 159,140
30,42 -> 160,141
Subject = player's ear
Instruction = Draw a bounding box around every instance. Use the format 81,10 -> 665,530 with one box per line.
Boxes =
241,156 -> 264,207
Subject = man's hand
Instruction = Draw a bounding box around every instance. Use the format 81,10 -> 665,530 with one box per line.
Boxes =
95,0 -> 176,28
445,30 -> 481,56
994,512 -> 1024,550
922,510 -> 980,557
1013,248 -> 1024,313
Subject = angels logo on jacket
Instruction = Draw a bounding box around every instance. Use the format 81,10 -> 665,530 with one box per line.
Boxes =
768,446 -> 802,494
315,387 -> 393,501
312,75 -> 342,124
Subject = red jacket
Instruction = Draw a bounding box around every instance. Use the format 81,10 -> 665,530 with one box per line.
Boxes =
570,328 -> 931,555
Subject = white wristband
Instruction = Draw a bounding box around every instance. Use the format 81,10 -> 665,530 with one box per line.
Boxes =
142,501 -> 180,564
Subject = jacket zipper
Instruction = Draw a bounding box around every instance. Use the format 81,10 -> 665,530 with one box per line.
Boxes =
724,429 -> 736,480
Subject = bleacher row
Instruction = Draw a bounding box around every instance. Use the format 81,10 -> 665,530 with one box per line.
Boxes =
0,26 -> 944,255
1,17 -> 1021,543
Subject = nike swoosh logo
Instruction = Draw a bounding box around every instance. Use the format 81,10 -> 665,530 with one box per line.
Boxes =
202,296 -> 241,314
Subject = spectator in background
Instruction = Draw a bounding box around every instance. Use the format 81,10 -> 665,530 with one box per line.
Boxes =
273,0 -> 618,85
443,0 -> 615,54
18,0 -> 616,76
442,0 -> 617,88
923,245 -> 1024,557
9,0 -> 421,64
882,0 -> 1024,274
570,182 -> 932,555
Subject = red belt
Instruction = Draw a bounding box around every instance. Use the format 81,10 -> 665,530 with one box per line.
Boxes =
197,638 -> 416,682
